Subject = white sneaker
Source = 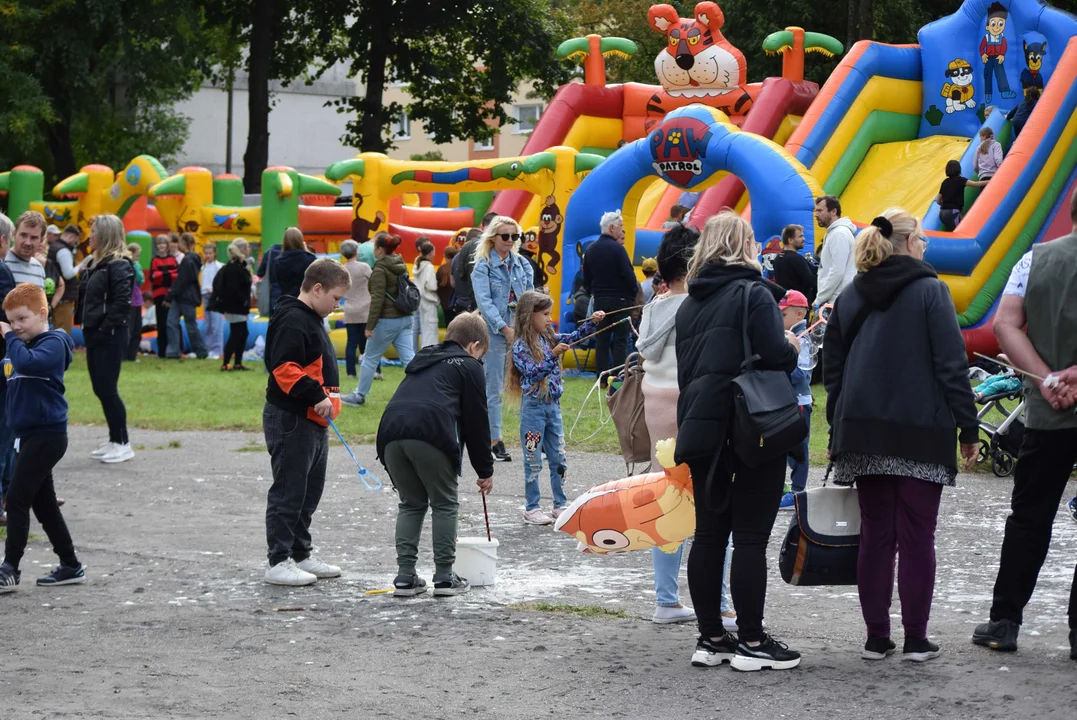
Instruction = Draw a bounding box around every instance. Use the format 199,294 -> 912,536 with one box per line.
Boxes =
264,559 -> 317,586
523,508 -> 554,525
296,557 -> 341,578
91,442 -> 115,459
99,443 -> 135,464
653,605 -> 697,624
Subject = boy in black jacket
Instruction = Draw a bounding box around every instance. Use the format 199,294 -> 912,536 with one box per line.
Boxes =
376,312 -> 494,597
0,284 -> 82,592
262,259 -> 351,587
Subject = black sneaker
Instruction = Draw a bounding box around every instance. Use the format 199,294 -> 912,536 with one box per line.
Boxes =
902,637 -> 942,663
432,572 -> 470,597
1069,629 -> 1076,661
37,564 -> 85,586
730,633 -> 801,671
392,574 -> 428,597
690,633 -> 737,667
972,618 -> 1019,652
862,636 -> 897,660
492,441 -> 512,463
0,563 -> 20,594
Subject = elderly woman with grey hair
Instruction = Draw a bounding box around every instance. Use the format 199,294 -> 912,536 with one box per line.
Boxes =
341,238 -> 373,378
582,209 -> 639,380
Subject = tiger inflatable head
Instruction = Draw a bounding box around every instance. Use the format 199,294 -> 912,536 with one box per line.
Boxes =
648,2 -> 746,98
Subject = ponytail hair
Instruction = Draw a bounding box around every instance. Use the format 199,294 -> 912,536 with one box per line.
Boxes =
978,127 -> 995,155
855,207 -> 921,272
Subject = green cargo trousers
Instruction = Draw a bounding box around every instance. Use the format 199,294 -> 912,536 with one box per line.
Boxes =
383,439 -> 460,577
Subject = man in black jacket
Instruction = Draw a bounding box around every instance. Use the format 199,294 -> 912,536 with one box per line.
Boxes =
164,234 -> 207,359
377,312 -> 494,598
450,212 -> 499,313
582,210 -> 639,379
771,224 -> 817,305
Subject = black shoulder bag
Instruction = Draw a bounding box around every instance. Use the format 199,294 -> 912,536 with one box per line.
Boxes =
730,281 -> 808,467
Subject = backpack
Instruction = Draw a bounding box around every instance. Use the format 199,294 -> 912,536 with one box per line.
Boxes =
387,272 -> 421,314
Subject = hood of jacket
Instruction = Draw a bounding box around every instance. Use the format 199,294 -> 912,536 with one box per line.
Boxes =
687,262 -> 784,303
406,340 -> 471,373
827,217 -> 858,239
377,253 -> 407,276
636,293 -> 688,362
853,254 -> 937,310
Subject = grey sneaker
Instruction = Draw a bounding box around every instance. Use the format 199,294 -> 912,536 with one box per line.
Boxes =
341,391 -> 365,407
432,572 -> 470,597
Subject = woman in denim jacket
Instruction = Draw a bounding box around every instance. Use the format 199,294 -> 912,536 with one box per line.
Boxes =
471,216 -> 534,462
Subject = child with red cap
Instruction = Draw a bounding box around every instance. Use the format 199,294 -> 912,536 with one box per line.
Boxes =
778,290 -> 812,510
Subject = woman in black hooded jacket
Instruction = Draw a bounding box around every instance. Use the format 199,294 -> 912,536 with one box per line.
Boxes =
823,208 -> 978,663
675,212 -> 801,671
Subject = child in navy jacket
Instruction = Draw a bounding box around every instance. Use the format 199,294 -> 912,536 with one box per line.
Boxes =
0,283 -> 82,592
778,290 -> 813,510
507,290 -> 604,525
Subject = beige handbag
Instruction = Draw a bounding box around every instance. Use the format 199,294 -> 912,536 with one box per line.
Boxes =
606,353 -> 652,467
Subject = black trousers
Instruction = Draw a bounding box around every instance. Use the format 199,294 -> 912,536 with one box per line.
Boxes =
263,403 -> 329,567
154,298 -> 169,358
344,322 -> 368,377
125,306 -> 142,361
989,427 -> 1077,629
85,329 -> 129,445
3,433 -> 78,571
687,451 -> 786,641
593,296 -> 632,375
223,321 -> 250,367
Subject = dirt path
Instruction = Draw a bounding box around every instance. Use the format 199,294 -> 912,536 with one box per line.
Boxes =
1,426 -> 1074,719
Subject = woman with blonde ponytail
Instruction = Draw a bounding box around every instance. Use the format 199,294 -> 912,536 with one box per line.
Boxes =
824,207 -> 978,663
674,212 -> 803,670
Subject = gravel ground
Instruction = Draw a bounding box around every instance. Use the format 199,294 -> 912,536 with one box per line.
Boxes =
1,426 -> 1075,719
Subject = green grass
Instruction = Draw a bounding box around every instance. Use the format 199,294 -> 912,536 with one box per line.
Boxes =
65,355 -> 989,473
509,602 -> 632,619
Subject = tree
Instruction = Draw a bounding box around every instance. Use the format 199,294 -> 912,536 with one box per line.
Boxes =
1,0 -> 206,181
322,0 -> 575,153
409,151 -> 446,161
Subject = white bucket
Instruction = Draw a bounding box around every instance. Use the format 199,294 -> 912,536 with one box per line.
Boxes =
455,537 -> 499,587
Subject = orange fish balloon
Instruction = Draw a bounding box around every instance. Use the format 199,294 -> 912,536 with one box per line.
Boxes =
554,439 -> 694,554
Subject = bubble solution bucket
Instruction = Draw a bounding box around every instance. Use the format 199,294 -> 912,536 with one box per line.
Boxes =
454,537 -> 499,586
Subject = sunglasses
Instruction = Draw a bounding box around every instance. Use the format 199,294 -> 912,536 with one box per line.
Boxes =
497,233 -> 521,242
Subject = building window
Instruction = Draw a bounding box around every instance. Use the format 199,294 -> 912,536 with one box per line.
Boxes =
514,104 -> 543,133
394,112 -> 411,140
473,136 -> 494,151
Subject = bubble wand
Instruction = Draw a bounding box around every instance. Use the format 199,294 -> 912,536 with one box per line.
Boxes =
327,418 -> 382,490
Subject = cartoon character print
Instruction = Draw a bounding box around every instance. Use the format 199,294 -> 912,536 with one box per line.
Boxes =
351,194 -> 385,243
647,2 -> 747,99
524,431 -> 542,462
1021,40 -> 1046,92
942,58 -> 977,114
537,195 -> 563,276
980,2 -> 1016,102
759,237 -> 782,281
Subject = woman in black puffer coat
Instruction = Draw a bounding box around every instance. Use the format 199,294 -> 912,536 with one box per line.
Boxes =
77,214 -> 135,464
674,212 -> 801,671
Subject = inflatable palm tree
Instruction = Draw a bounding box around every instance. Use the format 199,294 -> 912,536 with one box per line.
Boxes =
557,35 -> 638,86
763,27 -> 844,83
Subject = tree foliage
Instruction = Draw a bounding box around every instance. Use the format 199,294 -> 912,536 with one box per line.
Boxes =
321,0 -> 575,153
1,0 -> 206,181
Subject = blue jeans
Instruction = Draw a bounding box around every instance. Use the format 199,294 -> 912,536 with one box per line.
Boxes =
203,294 -> 224,355
520,395 -> 567,511
356,316 -> 415,396
654,538 -> 731,610
166,301 -> 207,358
485,332 -> 508,441
787,404 -> 812,493
983,55 -> 1013,98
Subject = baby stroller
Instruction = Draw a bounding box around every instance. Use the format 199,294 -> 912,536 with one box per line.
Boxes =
972,368 -> 1025,477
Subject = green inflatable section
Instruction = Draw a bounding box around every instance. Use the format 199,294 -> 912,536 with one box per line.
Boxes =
458,191 -> 494,224
822,111 -> 921,197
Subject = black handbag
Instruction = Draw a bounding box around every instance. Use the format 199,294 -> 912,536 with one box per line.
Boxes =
730,281 -> 808,467
778,464 -> 859,586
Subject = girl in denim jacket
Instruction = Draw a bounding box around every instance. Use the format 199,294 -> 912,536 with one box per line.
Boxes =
506,290 -> 604,525
471,217 -> 534,462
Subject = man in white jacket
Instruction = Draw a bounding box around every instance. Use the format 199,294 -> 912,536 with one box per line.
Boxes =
813,196 -> 858,310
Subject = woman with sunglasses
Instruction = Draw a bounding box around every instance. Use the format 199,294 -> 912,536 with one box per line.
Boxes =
824,208 -> 978,663
470,216 -> 534,463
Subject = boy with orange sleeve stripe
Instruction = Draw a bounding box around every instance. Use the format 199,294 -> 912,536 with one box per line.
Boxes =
262,258 -> 351,587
